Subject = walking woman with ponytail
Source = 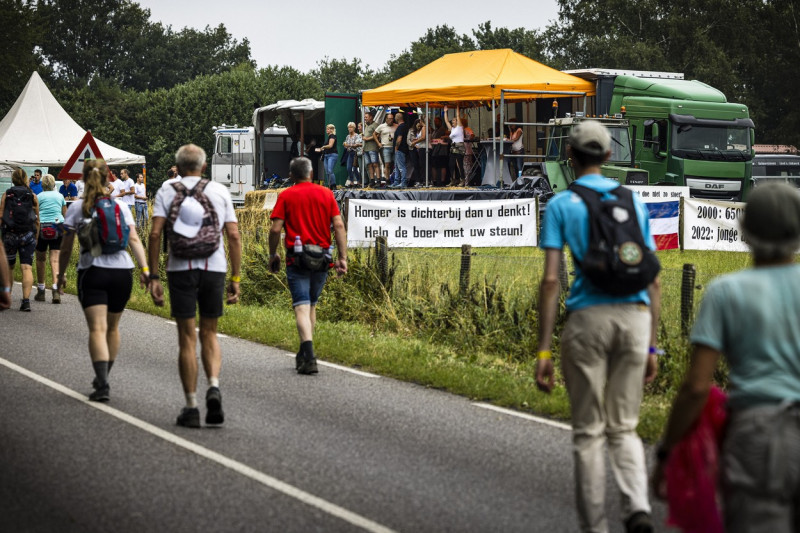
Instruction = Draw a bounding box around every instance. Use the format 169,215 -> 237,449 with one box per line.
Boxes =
58,160 -> 149,402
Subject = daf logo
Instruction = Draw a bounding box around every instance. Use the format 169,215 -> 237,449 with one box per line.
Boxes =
705,184 -> 725,189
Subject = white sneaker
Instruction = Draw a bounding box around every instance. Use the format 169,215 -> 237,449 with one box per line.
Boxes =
345,180 -> 352,187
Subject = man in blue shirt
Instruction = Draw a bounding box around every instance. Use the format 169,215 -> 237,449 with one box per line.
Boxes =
653,183 -> 800,532
58,179 -> 78,200
30,169 -> 43,194
536,121 -> 661,533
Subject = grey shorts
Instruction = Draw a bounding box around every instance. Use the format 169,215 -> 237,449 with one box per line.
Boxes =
381,147 -> 394,163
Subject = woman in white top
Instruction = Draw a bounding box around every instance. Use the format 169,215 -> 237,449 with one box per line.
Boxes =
342,122 -> 362,188
58,159 -> 149,402
445,106 -> 466,186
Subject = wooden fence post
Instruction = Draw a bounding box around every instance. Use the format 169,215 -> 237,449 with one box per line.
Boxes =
375,236 -> 388,286
459,244 -> 472,296
558,251 -> 569,295
681,263 -> 697,336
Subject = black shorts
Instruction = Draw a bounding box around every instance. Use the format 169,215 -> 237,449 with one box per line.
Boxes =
3,231 -> 36,266
36,235 -> 63,252
77,267 -> 133,313
167,270 -> 225,319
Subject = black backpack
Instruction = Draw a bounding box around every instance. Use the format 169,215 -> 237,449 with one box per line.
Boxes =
570,183 -> 660,296
2,186 -> 36,233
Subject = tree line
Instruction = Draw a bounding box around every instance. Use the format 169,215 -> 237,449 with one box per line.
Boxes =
3,0 -> 798,190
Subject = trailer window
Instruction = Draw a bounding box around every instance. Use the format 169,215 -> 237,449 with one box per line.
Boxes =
216,136 -> 232,154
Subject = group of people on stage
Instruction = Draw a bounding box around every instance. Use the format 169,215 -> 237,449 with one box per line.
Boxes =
311,106 -> 528,190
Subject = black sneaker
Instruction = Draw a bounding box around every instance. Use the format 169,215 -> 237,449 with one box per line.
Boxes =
205,387 -> 224,425
89,383 -> 110,402
625,511 -> 654,533
297,356 -> 319,375
176,407 -> 201,428
295,351 -> 303,370
34,288 -> 45,302
20,299 -> 31,312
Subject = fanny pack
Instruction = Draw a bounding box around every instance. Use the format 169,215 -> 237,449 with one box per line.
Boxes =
451,142 -> 466,155
40,223 -> 60,240
288,244 -> 330,272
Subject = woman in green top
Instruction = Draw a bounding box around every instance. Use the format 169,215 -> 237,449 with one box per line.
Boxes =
34,174 -> 66,303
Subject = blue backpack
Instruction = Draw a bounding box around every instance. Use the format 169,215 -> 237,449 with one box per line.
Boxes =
94,197 -> 130,254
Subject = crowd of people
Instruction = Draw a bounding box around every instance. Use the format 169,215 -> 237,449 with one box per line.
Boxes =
3,119 -> 799,533
306,107 -> 494,190
0,166 -> 152,310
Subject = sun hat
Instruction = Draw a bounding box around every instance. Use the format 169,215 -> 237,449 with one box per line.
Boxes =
172,196 -> 204,238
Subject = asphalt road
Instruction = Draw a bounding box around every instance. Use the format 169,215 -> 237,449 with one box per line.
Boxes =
0,284 -> 669,532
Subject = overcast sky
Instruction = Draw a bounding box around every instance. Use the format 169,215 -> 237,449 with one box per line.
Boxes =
137,0 -> 561,73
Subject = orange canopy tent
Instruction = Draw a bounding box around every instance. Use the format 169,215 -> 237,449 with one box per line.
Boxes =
362,49 -> 596,107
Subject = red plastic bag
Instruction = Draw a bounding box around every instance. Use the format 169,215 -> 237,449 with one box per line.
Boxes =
665,385 -> 728,533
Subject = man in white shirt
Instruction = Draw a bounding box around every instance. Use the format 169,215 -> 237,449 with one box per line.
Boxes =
147,144 -> 241,428
116,169 -> 136,214
134,173 -> 148,224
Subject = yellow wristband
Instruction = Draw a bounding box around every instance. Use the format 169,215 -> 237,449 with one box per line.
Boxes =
537,350 -> 552,360
230,275 -> 241,283
142,266 -> 150,274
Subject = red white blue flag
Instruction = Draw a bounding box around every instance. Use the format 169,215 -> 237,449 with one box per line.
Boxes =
646,200 -> 680,250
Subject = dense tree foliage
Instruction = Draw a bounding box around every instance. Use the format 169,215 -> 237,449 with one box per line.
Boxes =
1,0 -> 798,187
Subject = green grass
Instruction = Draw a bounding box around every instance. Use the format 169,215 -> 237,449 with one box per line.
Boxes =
21,231 -> 761,442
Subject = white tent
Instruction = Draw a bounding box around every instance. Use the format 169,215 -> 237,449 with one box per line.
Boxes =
0,72 -> 145,167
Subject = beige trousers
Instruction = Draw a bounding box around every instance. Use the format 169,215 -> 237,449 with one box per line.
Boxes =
561,303 -> 652,533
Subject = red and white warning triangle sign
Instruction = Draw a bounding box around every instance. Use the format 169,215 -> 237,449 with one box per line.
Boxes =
59,131 -> 104,180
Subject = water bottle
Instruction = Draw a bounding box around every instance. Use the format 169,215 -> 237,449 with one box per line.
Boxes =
518,170 -> 522,179
325,243 -> 334,264
294,235 -> 303,254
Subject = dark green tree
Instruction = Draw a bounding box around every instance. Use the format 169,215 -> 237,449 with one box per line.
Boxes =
472,21 -> 547,61
0,0 -> 43,114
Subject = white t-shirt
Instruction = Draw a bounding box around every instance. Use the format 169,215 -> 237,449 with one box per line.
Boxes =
117,178 -> 135,205
449,125 -> 464,143
76,180 -> 85,198
134,182 -> 147,202
64,199 -> 136,271
153,176 -> 237,273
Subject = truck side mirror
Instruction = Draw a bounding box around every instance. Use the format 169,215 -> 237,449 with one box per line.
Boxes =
651,123 -> 660,154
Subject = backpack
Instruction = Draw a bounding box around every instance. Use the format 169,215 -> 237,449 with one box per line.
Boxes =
166,179 -> 220,259
570,184 -> 661,296
95,197 -> 130,254
2,186 -> 36,233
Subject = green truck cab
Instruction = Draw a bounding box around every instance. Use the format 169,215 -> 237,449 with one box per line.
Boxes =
567,70 -> 755,201
542,116 -> 648,193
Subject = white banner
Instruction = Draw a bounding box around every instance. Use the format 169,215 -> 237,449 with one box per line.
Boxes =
346,199 -> 537,248
683,198 -> 748,252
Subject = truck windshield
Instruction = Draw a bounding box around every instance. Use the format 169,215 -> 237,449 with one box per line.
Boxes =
607,127 -> 632,163
672,124 -> 752,161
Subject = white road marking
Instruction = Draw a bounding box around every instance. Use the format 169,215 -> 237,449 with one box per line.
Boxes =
0,356 -> 396,533
472,402 -> 572,431
165,320 -> 228,338
283,352 -> 380,378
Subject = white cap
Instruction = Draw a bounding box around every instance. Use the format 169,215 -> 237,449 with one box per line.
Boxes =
172,196 -> 204,238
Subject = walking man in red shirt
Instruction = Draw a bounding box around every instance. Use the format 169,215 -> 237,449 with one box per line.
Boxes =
268,157 -> 348,374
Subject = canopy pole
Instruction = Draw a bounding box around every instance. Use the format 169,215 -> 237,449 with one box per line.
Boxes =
300,111 -> 305,162
491,98 -> 497,188
360,102 -> 366,187
500,90 -> 506,189
425,102 -> 429,187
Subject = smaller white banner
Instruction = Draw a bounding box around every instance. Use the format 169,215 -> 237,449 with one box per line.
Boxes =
683,198 -> 749,252
347,198 -> 537,248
